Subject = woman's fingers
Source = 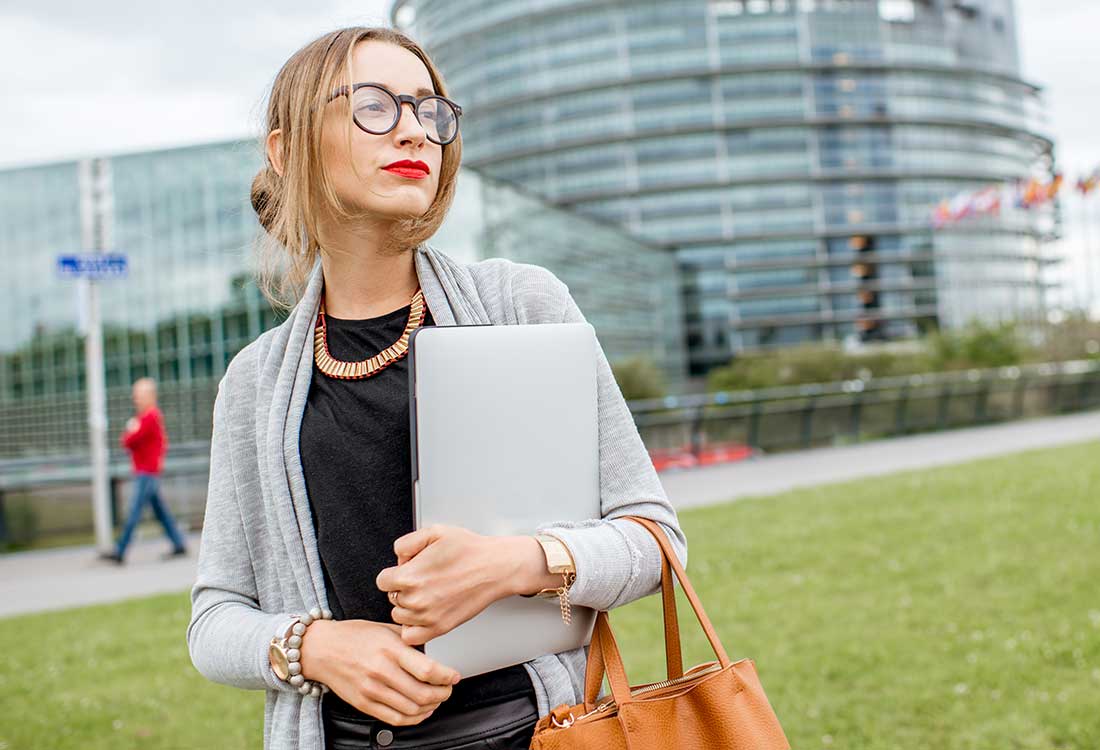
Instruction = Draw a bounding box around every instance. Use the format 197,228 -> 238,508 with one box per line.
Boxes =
312,620 -> 454,728
352,697 -> 435,727
395,646 -> 461,686
390,606 -> 430,626
360,678 -> 430,718
381,661 -> 453,710
400,624 -> 436,646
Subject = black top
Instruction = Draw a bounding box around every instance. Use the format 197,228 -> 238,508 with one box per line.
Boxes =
299,298 -> 533,722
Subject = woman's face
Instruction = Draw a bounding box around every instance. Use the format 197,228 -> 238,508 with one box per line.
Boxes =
319,40 -> 444,225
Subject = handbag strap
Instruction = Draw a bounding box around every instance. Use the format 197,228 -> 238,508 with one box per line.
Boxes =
582,516 -> 731,711
584,611 -> 633,711
628,516 -> 730,667
583,521 -> 681,710
660,543 -> 684,680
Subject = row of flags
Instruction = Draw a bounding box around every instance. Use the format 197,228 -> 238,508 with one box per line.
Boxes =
931,174 -> 1063,228
1075,167 -> 1100,196
932,166 -> 1100,228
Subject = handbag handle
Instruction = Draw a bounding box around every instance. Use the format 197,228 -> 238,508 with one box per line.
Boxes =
582,516 -> 731,712
659,542 -> 684,681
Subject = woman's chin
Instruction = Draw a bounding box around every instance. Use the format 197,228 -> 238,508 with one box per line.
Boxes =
370,199 -> 432,220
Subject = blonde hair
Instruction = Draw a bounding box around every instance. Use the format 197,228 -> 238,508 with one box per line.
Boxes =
250,26 -> 463,311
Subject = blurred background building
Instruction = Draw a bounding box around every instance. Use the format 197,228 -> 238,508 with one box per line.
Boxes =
0,0 -> 1083,548
391,0 -> 1061,374
0,143 -> 685,464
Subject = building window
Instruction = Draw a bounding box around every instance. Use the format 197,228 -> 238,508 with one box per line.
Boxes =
878,0 -> 915,22
952,0 -> 979,19
710,1 -> 744,15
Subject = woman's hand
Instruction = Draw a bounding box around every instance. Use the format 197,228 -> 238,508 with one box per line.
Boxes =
298,619 -> 460,726
376,525 -> 560,646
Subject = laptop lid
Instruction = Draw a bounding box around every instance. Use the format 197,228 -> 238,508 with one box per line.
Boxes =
408,322 -> 600,677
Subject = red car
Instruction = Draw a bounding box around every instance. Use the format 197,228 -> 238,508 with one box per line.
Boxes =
649,441 -> 758,472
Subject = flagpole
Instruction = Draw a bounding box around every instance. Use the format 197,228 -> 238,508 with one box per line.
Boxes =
1085,189 -> 1099,318
1077,186 -> 1090,314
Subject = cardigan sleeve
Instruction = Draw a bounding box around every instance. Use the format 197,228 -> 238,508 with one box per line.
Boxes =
531,270 -> 688,612
186,376 -> 300,694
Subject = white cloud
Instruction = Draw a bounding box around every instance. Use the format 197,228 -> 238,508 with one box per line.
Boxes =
0,0 -> 393,167
1,1 -> 1096,311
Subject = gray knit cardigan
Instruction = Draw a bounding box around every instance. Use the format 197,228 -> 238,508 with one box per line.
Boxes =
186,242 -> 687,750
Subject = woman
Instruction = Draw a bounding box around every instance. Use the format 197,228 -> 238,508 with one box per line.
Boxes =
186,26 -> 687,750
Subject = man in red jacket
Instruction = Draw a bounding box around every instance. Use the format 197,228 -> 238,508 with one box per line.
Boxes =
99,377 -> 187,564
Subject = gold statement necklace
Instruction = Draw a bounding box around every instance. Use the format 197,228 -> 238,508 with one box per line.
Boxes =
313,286 -> 427,380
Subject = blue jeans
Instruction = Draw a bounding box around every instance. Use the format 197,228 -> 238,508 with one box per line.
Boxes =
115,472 -> 186,558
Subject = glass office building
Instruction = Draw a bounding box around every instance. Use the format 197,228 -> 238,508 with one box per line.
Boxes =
392,0 -> 1061,374
0,140 -> 684,459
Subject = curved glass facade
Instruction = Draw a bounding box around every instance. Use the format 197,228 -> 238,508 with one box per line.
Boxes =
393,0 -> 1060,374
0,142 -> 683,459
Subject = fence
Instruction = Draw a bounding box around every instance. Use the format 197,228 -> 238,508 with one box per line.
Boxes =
2,359 -> 1098,549
627,358 -> 1100,455
0,443 -> 211,548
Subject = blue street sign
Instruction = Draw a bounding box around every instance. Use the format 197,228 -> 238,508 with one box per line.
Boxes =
57,253 -> 128,280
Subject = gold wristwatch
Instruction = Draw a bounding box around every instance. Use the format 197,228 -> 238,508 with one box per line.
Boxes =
528,533 -> 577,625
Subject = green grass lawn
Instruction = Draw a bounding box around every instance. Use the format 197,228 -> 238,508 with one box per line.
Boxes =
3,440 -> 1098,749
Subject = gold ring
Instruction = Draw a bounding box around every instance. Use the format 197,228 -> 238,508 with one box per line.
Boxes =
389,590 -> 400,606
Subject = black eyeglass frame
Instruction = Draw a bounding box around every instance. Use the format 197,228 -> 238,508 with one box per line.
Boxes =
328,82 -> 464,145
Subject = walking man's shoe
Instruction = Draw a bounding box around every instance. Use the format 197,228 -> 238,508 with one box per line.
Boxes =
161,547 -> 188,561
98,550 -> 124,565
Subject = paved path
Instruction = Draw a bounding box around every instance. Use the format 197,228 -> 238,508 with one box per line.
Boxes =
0,531 -> 203,619
2,410 -> 1098,618
660,409 -> 1100,509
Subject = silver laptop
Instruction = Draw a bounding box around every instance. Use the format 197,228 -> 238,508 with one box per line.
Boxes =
408,322 -> 600,677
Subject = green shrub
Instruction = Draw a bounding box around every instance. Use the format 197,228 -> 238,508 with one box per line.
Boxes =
929,319 -> 1022,370
2,498 -> 40,548
702,313 -> 1100,393
707,343 -> 936,391
1028,312 -> 1100,362
707,320 -> 1033,392
611,356 -> 667,401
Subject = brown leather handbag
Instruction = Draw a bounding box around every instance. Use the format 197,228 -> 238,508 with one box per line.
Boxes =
529,516 -> 791,750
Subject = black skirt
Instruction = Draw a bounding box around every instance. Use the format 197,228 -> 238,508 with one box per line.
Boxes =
322,690 -> 539,750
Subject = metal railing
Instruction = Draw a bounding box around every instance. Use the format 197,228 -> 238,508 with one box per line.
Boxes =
3,359 -> 1098,548
626,358 -> 1100,455
0,442 -> 211,547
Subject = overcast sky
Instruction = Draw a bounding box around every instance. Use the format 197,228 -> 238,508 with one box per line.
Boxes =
1,0 -> 1095,311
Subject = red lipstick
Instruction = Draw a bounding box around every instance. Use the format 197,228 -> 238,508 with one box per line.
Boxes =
382,159 -> 430,179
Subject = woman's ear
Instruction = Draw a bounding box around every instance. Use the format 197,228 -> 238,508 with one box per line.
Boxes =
266,129 -> 285,177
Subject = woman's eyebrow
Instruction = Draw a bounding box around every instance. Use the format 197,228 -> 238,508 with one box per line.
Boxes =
372,83 -> 435,97
386,84 -> 435,97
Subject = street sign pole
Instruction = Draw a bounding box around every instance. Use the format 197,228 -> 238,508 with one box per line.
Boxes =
85,275 -> 111,552
78,158 -> 114,554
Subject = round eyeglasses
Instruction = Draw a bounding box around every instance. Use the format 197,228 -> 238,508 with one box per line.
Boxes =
328,83 -> 463,146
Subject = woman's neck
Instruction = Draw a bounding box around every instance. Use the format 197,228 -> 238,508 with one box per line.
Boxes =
316,221 -> 420,320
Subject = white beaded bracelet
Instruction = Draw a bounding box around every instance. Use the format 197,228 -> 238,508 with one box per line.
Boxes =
269,606 -> 333,697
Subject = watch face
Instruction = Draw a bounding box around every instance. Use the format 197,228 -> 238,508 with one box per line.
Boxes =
269,643 -> 290,680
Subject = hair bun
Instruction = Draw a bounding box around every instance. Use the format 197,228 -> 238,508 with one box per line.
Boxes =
250,166 -> 279,232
